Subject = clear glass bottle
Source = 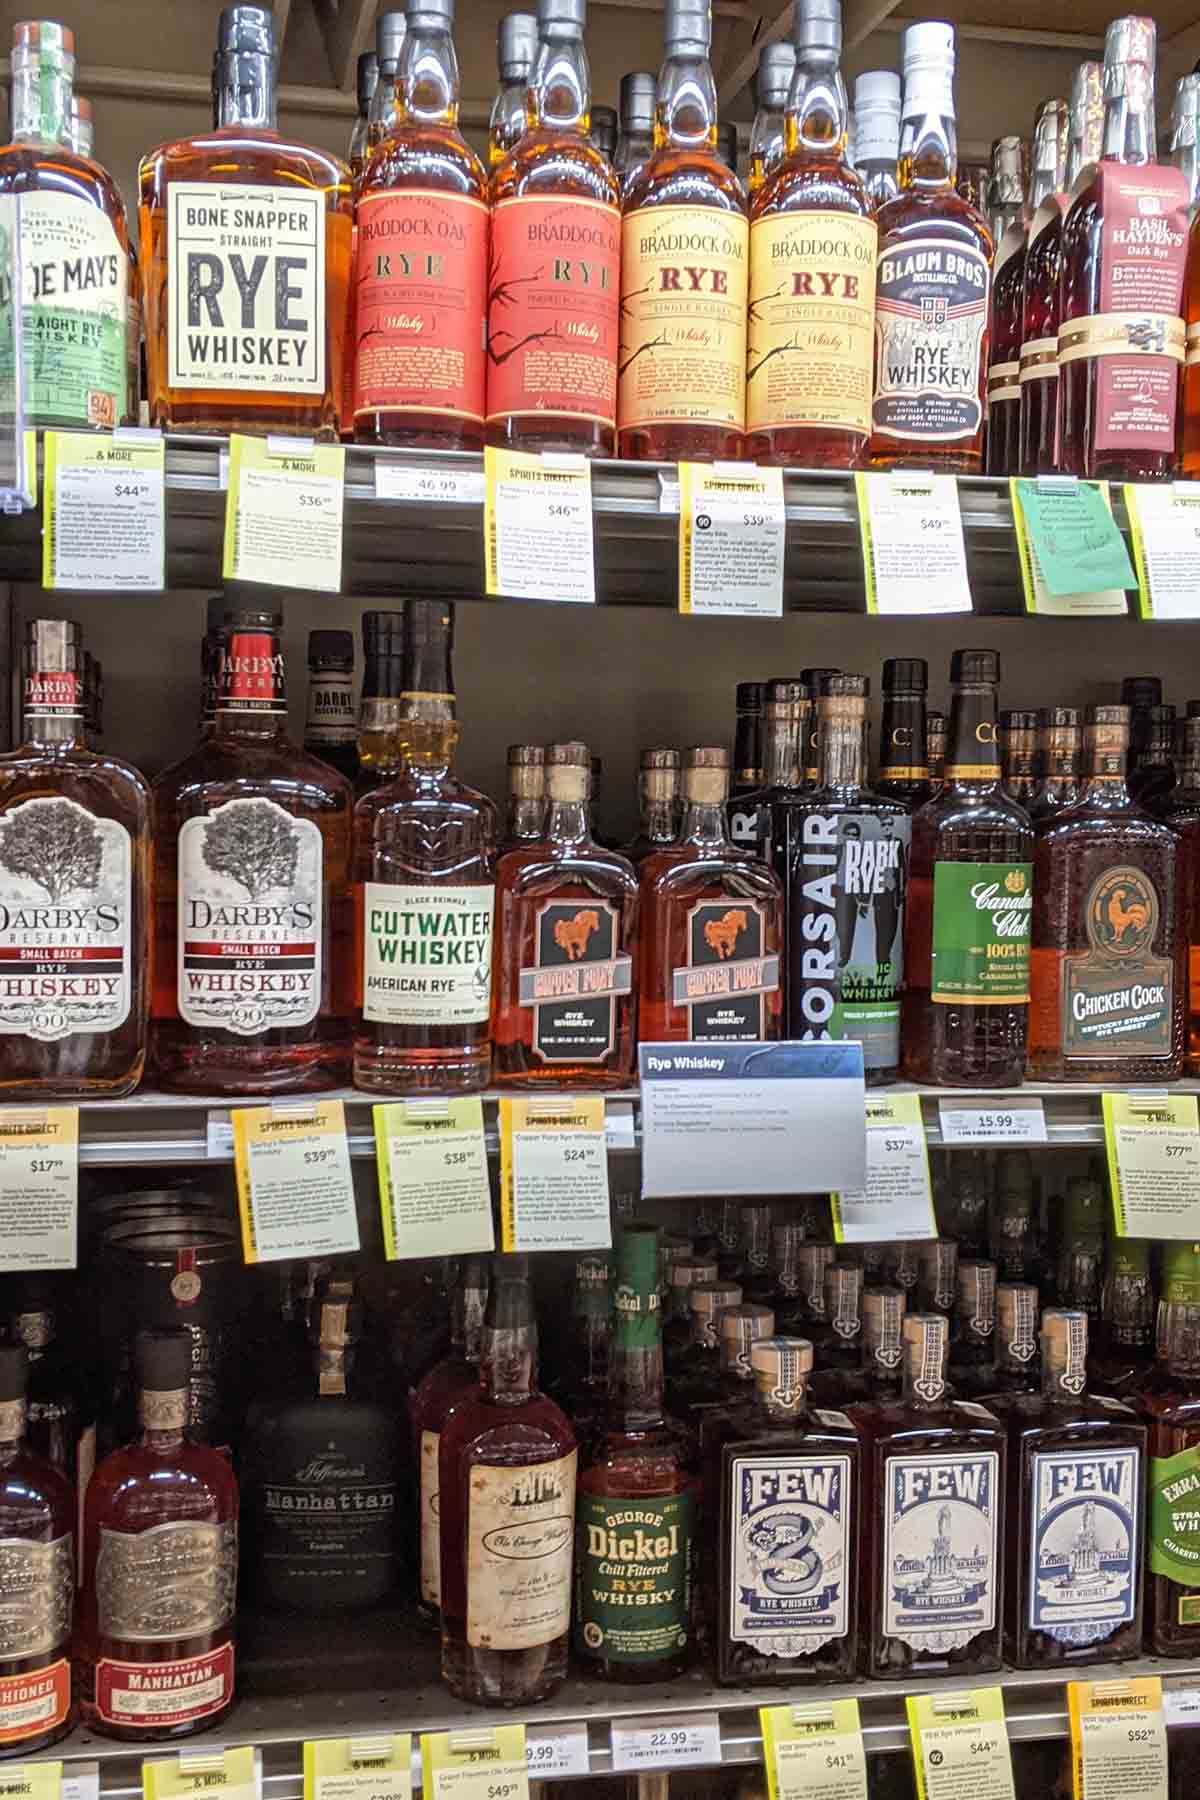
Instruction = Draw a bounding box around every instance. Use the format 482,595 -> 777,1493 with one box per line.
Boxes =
623,748 -> 681,863
616,71 -> 656,190
489,12 -> 538,167
748,41 -> 795,195
502,744 -> 546,851
853,70 -> 901,210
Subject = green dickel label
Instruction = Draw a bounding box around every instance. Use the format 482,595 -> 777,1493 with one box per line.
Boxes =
1150,1444 -> 1200,1588
575,1490 -> 695,1663
931,860 -> 1032,1004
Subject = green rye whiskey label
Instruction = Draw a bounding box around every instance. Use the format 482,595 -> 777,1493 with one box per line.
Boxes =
1150,1444 -> 1200,1588
575,1491 -> 694,1663
931,860 -> 1032,1004
2,194 -> 129,428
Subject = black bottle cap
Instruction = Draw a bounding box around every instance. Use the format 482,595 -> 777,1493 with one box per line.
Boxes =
765,677 -> 805,704
357,49 -> 378,110
406,598 -> 454,656
217,5 -> 275,57
135,1327 -> 191,1393
1121,675 -> 1162,708
717,121 -> 739,168
308,629 -> 354,667
950,648 -> 1000,684
823,672 -> 869,699
0,1345 -> 28,1403
222,605 -> 282,632
736,681 -> 764,708
362,609 -> 405,655
882,657 -> 928,692
801,666 -> 840,693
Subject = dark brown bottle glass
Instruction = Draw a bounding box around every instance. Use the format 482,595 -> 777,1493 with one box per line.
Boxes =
409,1257 -> 489,1625
1000,708 -> 1040,805
1159,714 -> 1200,1075
876,657 -> 931,810
1143,1290 -> 1200,1654
984,132 -> 1027,477
1030,706 -> 1084,822
1092,1238 -> 1154,1396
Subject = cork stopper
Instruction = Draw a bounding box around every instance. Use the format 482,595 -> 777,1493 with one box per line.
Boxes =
956,1259 -> 997,1333
902,1311 -> 950,1391
862,1286 -> 906,1361
720,1303 -> 777,1375
1042,1306 -> 1089,1392
642,746 -> 681,804
751,1335 -> 813,1411
546,740 -> 590,802
684,745 -> 730,806
508,743 -> 545,800
690,1280 -> 742,1316
997,1281 -> 1040,1360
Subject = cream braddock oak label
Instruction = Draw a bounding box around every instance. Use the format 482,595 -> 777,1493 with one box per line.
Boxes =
362,883 -> 494,1027
618,206 -> 749,432
746,212 -> 877,438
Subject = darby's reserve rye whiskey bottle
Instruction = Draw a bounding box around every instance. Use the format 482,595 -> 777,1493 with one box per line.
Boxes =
138,6 -> 352,436
618,0 -> 749,460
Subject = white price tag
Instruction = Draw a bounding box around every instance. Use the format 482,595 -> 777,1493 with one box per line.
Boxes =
938,1097 -> 1047,1144
855,471 -> 973,614
375,461 -> 485,506
1103,1092 -> 1200,1238
232,1099 -> 360,1264
61,1763 -> 99,1800
678,461 -> 785,617
484,447 -> 594,603
499,1097 -> 611,1252
223,434 -> 345,593
832,1092 -> 935,1242
524,1726 -> 589,1780
206,1110 -> 233,1159
1126,483 -> 1200,618
610,1713 -> 721,1773
43,431 -> 165,590
374,1098 -> 495,1261
1163,1688 -> 1200,1727
0,1106 -> 78,1270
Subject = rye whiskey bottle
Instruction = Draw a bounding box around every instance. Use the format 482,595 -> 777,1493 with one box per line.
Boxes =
985,129 -> 1033,476
870,24 -> 991,471
0,1346 -> 74,1758
1144,1293 -> 1200,1654
411,1257 -> 489,1623
624,749 -> 681,864
639,748 -> 783,1043
1092,1239 -> 1155,1396
616,72 -> 656,190
493,742 -> 638,1087
748,43 -> 795,196
1060,16 -> 1190,480
0,620 -> 150,1098
1001,709 -> 1040,805
488,0 -> 621,455
353,601 -> 497,1094
304,629 -> 358,784
1029,705 -> 1184,1082
502,745 -> 546,851
619,0 -> 749,460
574,1227 -> 698,1682
902,650 -> 1033,1086
1031,706 -> 1084,821
986,1282 -> 1041,1397
489,12 -> 539,168
733,680 -> 765,794
745,0 -> 876,468
78,1329 -> 238,1740
356,609 -> 406,793
1014,98 -> 1072,472
438,1255 -> 577,1703
853,72 -> 902,211
727,677 -> 804,852
860,1312 -> 1005,1678
876,657 -> 931,810
138,5 -> 352,436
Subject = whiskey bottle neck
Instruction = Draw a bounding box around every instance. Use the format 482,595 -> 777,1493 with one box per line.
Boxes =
400,18 -> 461,129
481,1323 -> 537,1404
944,681 -> 1001,784
506,794 -> 546,840
530,27 -> 592,136
763,712 -> 802,788
786,49 -> 850,160
1102,74 -> 1157,166
680,798 -> 732,845
0,1397 -> 26,1463
898,76 -> 958,192
546,797 -> 593,844
23,713 -> 86,751
816,714 -> 868,790
490,75 -> 529,161
213,47 -> 277,130
655,45 -> 720,155
878,693 -> 928,782
11,49 -> 72,144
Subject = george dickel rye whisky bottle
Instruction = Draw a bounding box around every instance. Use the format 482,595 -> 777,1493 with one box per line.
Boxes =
138,5 -> 352,437
0,620 -> 150,1098
152,607 -> 354,1094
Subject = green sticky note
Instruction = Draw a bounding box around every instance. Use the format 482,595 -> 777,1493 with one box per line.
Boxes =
1015,477 -> 1136,596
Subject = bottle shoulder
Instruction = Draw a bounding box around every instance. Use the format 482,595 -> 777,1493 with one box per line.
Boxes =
154,736 -> 353,814
752,156 -> 873,223
0,142 -> 132,241
641,843 -> 782,898
140,127 -> 351,199
360,127 -> 486,200
623,152 -> 747,219
492,132 -> 620,208
439,1390 -> 577,1458
0,748 -> 151,819
875,187 -> 992,256
498,841 -> 639,898
914,784 -> 1035,844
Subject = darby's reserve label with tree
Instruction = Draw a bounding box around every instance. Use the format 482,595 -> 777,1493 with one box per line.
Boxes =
519,899 -> 631,1063
167,184 -> 326,393
618,204 -> 748,430
362,883 -> 494,1027
575,1492 -> 694,1664
673,899 -> 779,1040
0,796 -> 131,1042
487,195 -> 620,429
354,190 -> 488,425
746,211 -> 877,435
872,236 -> 989,443
178,798 -> 323,1036
466,1452 -> 577,1650
931,861 -> 1032,1004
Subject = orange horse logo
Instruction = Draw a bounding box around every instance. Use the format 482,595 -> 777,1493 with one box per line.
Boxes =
704,909 -> 747,960
554,909 -> 600,960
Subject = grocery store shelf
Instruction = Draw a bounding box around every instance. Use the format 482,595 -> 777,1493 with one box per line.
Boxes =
0,434 -> 1068,612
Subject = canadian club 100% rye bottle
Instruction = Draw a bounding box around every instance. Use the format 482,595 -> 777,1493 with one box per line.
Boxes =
902,650 -> 1034,1086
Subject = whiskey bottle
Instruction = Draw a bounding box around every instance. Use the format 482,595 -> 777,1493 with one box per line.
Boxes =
616,71 -> 656,190
1056,1175 -> 1106,1320
709,1336 -> 861,1684
1170,71 -> 1200,207
78,1328 -> 238,1739
493,741 -> 638,1087
1019,65 -> 1099,473
1123,674 -> 1162,787
68,93 -> 93,159
366,12 -> 406,155
342,51 -> 379,438
356,609 -> 406,793
350,51 -> 378,177
727,676 -> 804,851
548,1252 -> 611,1447
9,1291 -> 92,1495
0,1345 -> 74,1758
876,657 -> 931,809
619,0 -> 748,460
1000,1308 -> 1145,1667
574,1227 -> 698,1682
853,72 -> 901,211
1144,1292 -> 1200,1654
801,666 -> 840,785
987,1281 -> 1041,1396
489,12 -> 538,168
489,0 -> 621,456
733,680 -> 766,795
502,744 -> 546,851
671,1280 -> 743,1418
1130,704 -> 1177,808
940,1150 -> 988,1256
1028,704 -> 1185,1082
949,1259 -> 998,1395
788,674 -> 909,1082
138,6 -> 352,436
709,1302 -> 778,1418
746,0 -> 875,468
1001,708 -> 1040,804
1092,1238 -> 1154,1396
902,649 -> 1034,1086
304,629 -> 358,784
152,607 -> 354,1094
927,709 -> 947,790
640,747 -> 783,1043
591,105 -> 618,163
438,1255 -> 577,1703
851,1284 -> 906,1403
859,1311 -> 1005,1678
1031,706 -> 1084,821
1061,16 -> 1190,480
0,21 -> 133,432
870,24 -> 991,470
748,42 -> 795,194
0,619 -> 149,1098
1159,714 -> 1200,1074
664,1254 -> 718,1370
984,131 -> 1030,477
809,1263 -> 863,1378
242,1277 -> 402,1612
623,748 -> 681,862
723,1202 -> 777,1303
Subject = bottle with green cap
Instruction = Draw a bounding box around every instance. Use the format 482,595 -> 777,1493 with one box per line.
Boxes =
1144,1286 -> 1200,1655
704,1333 -> 862,1683
574,1227 -> 698,1682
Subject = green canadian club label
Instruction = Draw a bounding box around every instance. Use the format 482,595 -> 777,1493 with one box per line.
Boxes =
1150,1444 -> 1200,1588
575,1491 -> 694,1663
931,860 -> 1032,1004
362,881 -> 494,1026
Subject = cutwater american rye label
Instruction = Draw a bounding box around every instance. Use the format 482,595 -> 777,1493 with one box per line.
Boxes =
726,1453 -> 851,1657
931,861 -> 1031,1004
576,1492 -> 694,1664
362,881 -> 494,1026
882,1451 -> 999,1652
1029,1447 -> 1140,1644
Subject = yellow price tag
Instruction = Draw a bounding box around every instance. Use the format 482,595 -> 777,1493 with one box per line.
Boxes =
232,1099 -> 359,1264
761,1701 -> 867,1800
483,447 -> 594,603
1102,1092 -> 1200,1238
678,461 -> 785,616
222,433 -> 345,592
304,1736 -> 412,1800
1068,1678 -> 1168,1800
373,1098 -> 494,1261
906,1687 -> 1014,1800
422,1728 -> 529,1800
0,1105 -> 78,1270
144,1748 -> 257,1800
831,1091 -> 935,1243
0,1764 -> 61,1800
498,1095 -> 610,1252
43,429 -> 166,589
